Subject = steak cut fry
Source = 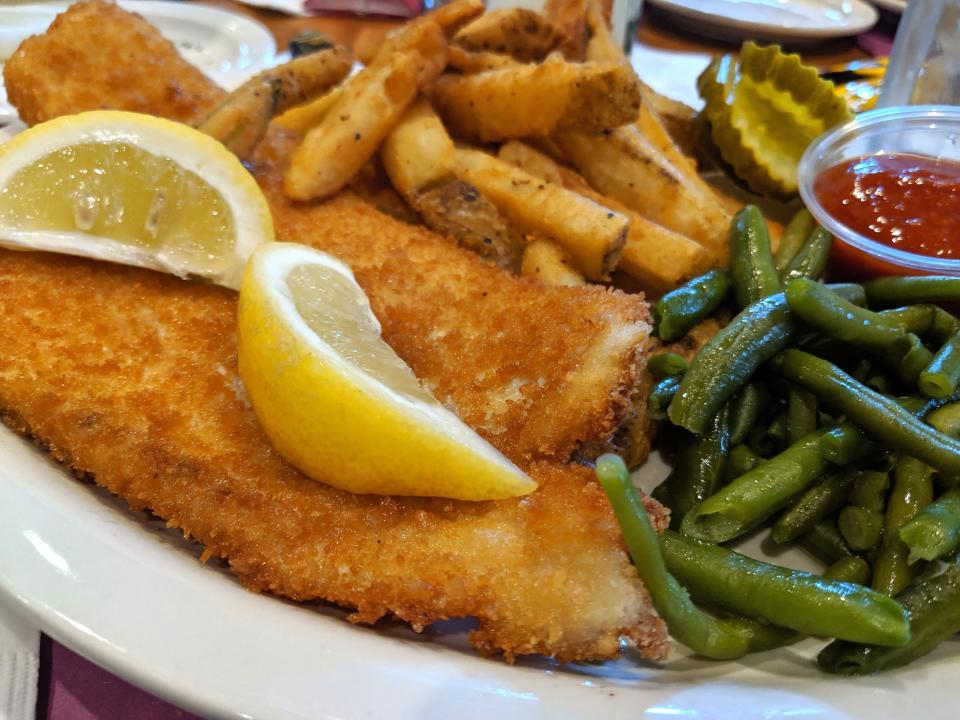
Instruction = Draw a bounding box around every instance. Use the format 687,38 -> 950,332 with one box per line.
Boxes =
196,46 -> 352,159
430,55 -> 641,141
555,126 -> 732,263
452,146 -> 628,281
453,7 -> 563,62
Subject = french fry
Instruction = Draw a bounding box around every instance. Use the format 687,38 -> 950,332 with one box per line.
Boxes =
382,100 -> 524,269
521,236 -> 586,287
416,179 -> 525,270
498,141 -> 713,291
554,126 -> 731,263
371,0 -> 483,65
284,22 -> 447,202
273,85 -> 344,136
543,0 -> 590,60
381,98 -> 454,200
638,79 -> 698,156
497,140 -> 568,186
348,157 -> 424,226
635,98 -> 698,177
583,0 -> 624,65
422,0 -> 485,33
452,147 -> 627,281
446,46 -> 517,74
371,15 -> 449,83
453,8 -> 563,63
196,46 -> 351,158
431,55 -> 641,142
578,0 -> 702,181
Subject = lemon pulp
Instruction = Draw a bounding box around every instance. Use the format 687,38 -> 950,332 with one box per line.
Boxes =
238,243 -> 536,501
0,141 -> 235,277
288,264 -> 436,404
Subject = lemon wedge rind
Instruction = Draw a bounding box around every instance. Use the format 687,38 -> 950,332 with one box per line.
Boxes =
238,242 -> 536,501
0,110 -> 274,288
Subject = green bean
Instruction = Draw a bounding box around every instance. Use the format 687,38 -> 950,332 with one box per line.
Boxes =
669,286 -> 866,435
780,226 -> 832,283
819,563 -> 960,674
928,402 -> 960,487
595,454 -> 767,659
837,468 -> 890,552
839,506 -> 884,551
680,428 -> 833,543
788,387 -> 819,443
772,469 -> 856,544
785,278 -> 921,356
929,401 -> 960,436
893,339 -> 936,385
776,349 -> 960,476
726,444 -> 765,480
920,332 -> 960,400
647,352 -> 689,380
899,489 -> 960,564
850,469 -> 891,511
865,276 -> 960,307
820,422 -> 879,465
873,456 -> 934,596
730,205 -> 781,309
713,615 -> 799,653
798,520 -> 854,565
667,406 -> 732,528
647,376 -> 681,420
653,269 -> 731,343
773,209 -> 815,273
825,556 -> 872,586
864,372 -> 895,395
728,382 -> 769,446
748,409 -> 788,457
880,305 -> 940,335
661,530 -> 909,645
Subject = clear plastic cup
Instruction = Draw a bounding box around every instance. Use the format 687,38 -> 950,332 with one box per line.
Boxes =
797,105 -> 960,279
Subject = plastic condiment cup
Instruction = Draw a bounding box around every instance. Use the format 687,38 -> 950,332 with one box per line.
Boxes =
797,105 -> 960,279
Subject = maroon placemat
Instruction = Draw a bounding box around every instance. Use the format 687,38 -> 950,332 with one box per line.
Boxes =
37,637 -> 200,720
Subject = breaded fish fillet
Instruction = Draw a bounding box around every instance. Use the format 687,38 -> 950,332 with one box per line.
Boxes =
0,0 -> 670,660
4,0 -> 651,465
0,249 -> 667,661
2,0 -> 222,126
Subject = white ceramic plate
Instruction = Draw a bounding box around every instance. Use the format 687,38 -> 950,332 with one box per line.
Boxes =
647,0 -> 879,42
4,421 -> 960,720
0,1 -> 277,124
871,0 -> 907,15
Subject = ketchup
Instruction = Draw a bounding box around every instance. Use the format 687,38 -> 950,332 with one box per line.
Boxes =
814,153 -> 960,261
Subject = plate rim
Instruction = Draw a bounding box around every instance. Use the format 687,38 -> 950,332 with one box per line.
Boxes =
646,0 -> 879,39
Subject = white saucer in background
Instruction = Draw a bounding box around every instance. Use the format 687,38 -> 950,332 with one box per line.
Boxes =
647,0 -> 879,42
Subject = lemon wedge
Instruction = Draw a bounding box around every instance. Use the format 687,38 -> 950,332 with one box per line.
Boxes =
237,242 -> 536,501
0,110 -> 273,289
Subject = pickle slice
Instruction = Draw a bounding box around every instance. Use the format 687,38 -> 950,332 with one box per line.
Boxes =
698,42 -> 853,196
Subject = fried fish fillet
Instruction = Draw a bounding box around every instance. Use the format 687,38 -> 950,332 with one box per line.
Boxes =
2,0 -> 222,126
0,0 -> 670,660
0,249 -> 667,661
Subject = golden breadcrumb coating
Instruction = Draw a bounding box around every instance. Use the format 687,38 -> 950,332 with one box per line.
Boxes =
0,250 -> 667,662
0,0 -> 671,661
2,0 -> 223,126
